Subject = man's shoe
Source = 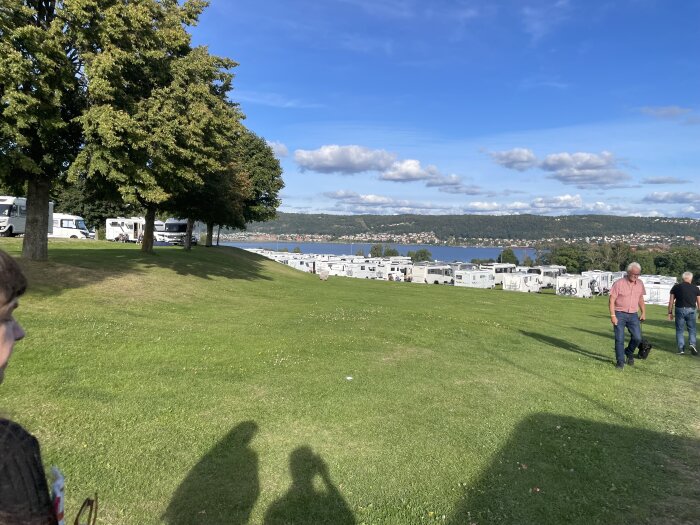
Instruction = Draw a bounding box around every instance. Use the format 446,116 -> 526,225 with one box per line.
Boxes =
626,355 -> 635,366
690,344 -> 698,356
615,363 -> 624,370
677,349 -> 685,355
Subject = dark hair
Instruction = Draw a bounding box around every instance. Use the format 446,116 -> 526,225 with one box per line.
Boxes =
0,250 -> 27,307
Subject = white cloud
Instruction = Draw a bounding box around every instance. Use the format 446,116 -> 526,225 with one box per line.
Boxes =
266,140 -> 289,158
324,189 -> 452,214
379,159 -> 440,182
295,145 -> 396,174
641,176 -> 689,185
530,194 -> 583,209
439,184 -> 484,195
539,151 -> 630,188
638,106 -> 693,119
489,148 -> 538,171
642,192 -> 700,204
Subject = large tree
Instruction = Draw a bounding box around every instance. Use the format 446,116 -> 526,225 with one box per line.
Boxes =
67,0 -> 218,252
0,0 -> 84,260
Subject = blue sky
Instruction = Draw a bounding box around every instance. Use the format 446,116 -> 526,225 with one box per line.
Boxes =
191,0 -> 700,217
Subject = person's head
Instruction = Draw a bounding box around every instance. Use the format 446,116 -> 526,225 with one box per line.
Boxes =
682,271 -> 693,283
626,262 -> 641,281
0,250 -> 27,384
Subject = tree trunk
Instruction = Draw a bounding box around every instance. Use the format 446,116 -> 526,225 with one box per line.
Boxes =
205,222 -> 214,247
183,218 -> 194,251
216,225 -> 221,246
21,178 -> 51,261
141,206 -> 156,253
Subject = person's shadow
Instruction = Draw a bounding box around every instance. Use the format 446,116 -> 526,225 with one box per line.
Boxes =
264,446 -> 355,525
163,421 -> 260,525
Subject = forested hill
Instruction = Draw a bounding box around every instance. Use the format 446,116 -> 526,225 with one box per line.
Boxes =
246,213 -> 700,241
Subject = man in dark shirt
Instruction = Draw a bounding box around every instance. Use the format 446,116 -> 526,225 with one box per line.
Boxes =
668,271 -> 700,355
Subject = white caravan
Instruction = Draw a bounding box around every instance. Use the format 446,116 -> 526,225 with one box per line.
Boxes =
453,269 -> 496,289
412,263 -> 453,284
0,196 -> 28,237
502,272 -> 543,293
555,274 -> 592,298
155,218 -> 197,245
582,270 -> 616,295
480,263 -> 516,285
50,213 -> 90,239
105,217 -> 146,242
526,265 -> 566,288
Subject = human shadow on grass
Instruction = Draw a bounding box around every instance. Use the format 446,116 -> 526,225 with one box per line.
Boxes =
163,421 -> 260,525
264,446 -> 355,525
15,245 -> 274,298
447,413 -> 700,525
519,330 -> 611,363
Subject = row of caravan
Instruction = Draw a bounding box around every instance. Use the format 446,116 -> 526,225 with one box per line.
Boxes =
1,196 -> 92,239
105,217 -> 196,245
249,248 -> 679,306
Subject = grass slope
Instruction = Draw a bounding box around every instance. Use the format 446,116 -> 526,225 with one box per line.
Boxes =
1,239 -> 699,525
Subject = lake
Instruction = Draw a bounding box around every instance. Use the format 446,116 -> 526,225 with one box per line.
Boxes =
223,241 -> 537,263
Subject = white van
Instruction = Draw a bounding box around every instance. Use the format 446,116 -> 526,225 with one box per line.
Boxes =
154,218 -> 197,245
0,196 -> 27,237
50,213 -> 90,239
106,217 -> 145,242
0,196 -> 54,237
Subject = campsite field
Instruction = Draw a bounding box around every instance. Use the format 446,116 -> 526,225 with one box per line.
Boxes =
2,239 -> 699,525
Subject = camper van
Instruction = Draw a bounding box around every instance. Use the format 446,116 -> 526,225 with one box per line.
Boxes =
154,218 -> 197,245
479,263 -> 516,285
454,269 -> 496,289
50,213 -> 90,239
412,263 -> 454,284
0,196 -> 27,237
105,217 -> 144,242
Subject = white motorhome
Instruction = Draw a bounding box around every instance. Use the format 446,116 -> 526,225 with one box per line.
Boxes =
480,263 -> 516,285
582,270 -> 615,295
50,213 -> 90,239
155,218 -> 197,245
412,263 -> 453,284
555,274 -> 592,298
502,272 -> 542,293
527,265 -> 567,288
0,196 -> 27,237
106,217 -> 146,242
454,269 -> 495,289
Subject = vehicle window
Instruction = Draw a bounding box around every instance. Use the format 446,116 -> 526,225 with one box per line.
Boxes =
60,219 -> 74,228
0,204 -> 10,217
19,206 -> 27,217
76,220 -> 87,230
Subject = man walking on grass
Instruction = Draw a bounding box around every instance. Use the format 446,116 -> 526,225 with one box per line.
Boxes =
668,271 -> 700,355
609,262 -> 646,369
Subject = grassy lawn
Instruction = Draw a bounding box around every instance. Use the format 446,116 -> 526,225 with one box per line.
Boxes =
1,239 -> 699,525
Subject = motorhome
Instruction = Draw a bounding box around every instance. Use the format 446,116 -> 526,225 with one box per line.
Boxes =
105,217 -> 146,242
50,213 -> 90,239
502,272 -> 542,293
411,263 -> 453,284
582,270 -> 615,295
479,263 -> 516,285
527,265 -> 567,288
0,196 -> 27,237
155,218 -> 197,245
555,274 -> 592,298
453,269 -> 495,289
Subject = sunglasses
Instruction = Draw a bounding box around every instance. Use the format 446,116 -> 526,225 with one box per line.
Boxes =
74,494 -> 98,525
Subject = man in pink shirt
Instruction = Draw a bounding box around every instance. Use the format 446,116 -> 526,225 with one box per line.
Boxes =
609,262 -> 647,369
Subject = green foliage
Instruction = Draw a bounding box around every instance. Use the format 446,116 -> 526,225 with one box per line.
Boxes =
370,244 -> 384,258
655,246 -> 700,284
292,246 -> 301,253
355,249 -> 365,257
408,248 -> 432,262
499,248 -> 519,265
383,247 -> 400,257
522,255 -> 534,267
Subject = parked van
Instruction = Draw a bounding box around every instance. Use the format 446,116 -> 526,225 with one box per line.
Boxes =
412,263 -> 453,284
1,196 -> 54,237
154,218 -> 197,245
0,196 -> 27,237
106,217 -> 145,242
50,213 -> 90,239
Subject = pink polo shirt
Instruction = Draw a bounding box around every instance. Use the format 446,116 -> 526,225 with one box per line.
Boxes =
610,277 -> 646,313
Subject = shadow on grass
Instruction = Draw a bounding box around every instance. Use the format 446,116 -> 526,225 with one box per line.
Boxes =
11,244 -> 273,298
264,446 -> 355,525
164,423 -> 355,525
163,421 -> 260,525
519,330 -> 611,363
448,413 -> 700,525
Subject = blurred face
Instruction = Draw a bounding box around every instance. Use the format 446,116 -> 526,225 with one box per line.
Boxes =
0,298 -> 25,384
627,268 -> 641,282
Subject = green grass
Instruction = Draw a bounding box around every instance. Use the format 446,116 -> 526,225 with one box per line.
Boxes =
1,238 -> 699,525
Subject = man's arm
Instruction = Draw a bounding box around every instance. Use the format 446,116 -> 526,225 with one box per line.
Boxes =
668,293 -> 675,320
638,287 -> 646,321
609,290 -> 618,325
